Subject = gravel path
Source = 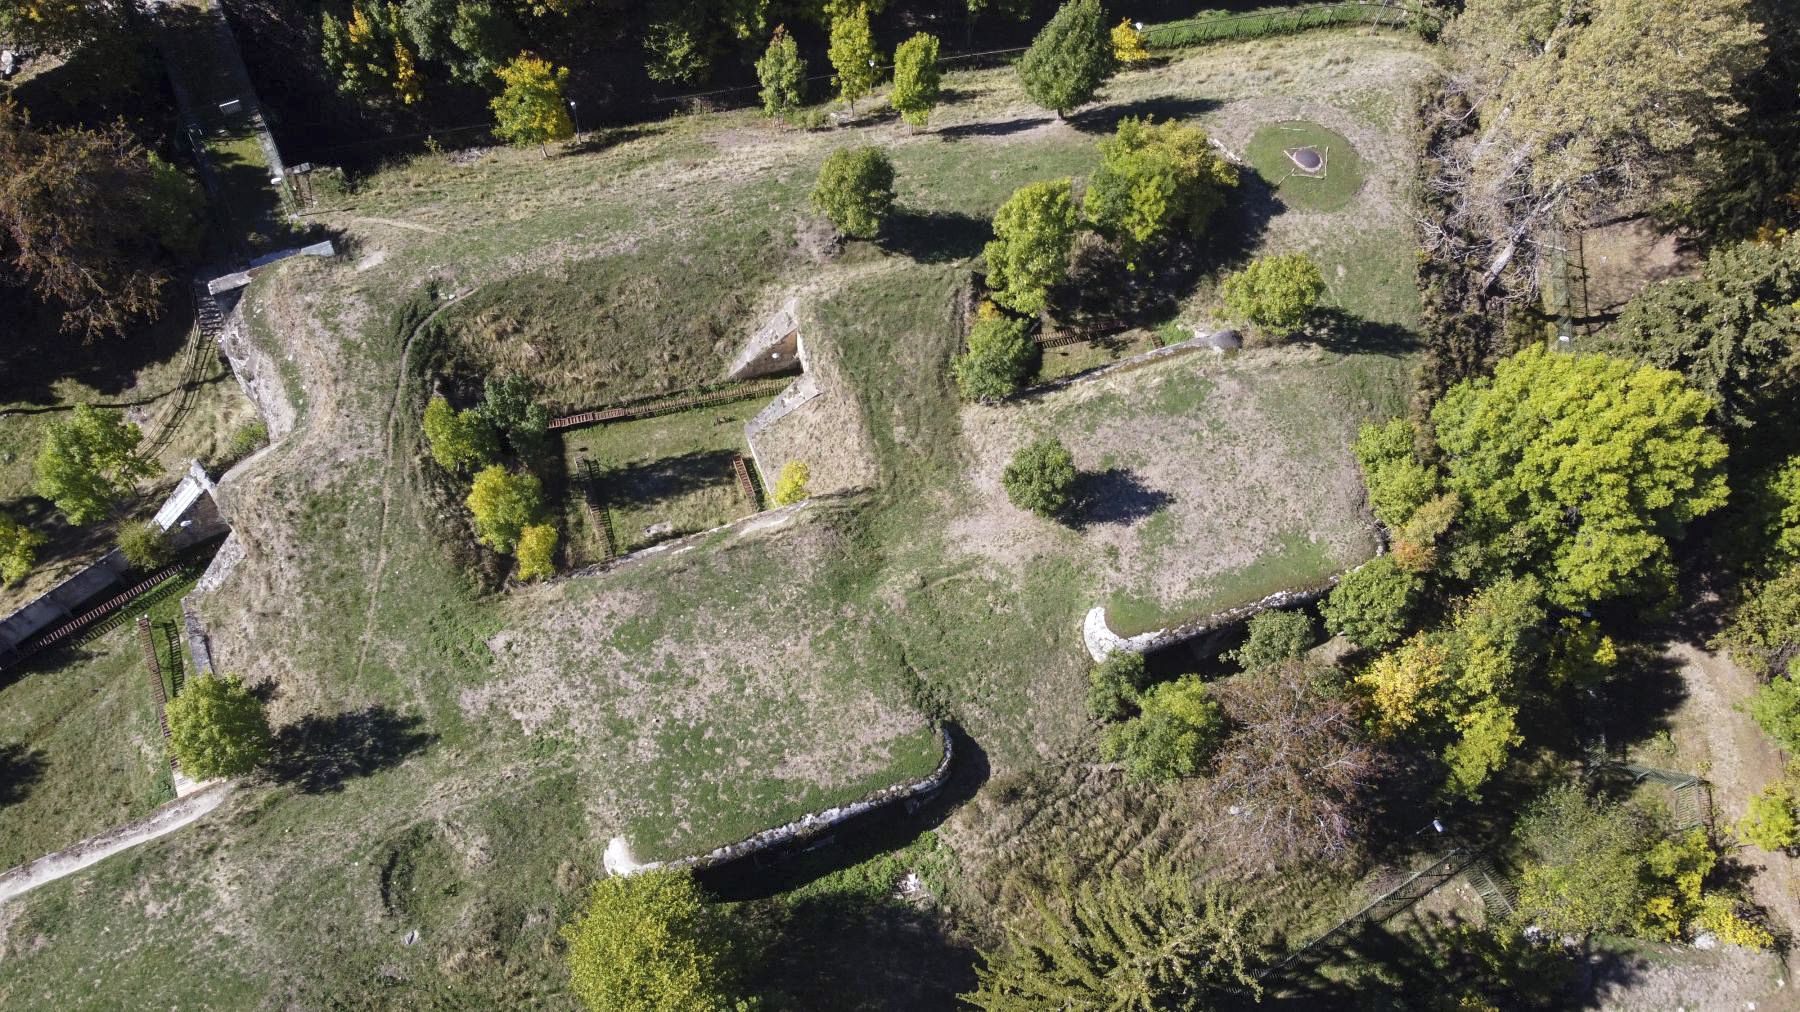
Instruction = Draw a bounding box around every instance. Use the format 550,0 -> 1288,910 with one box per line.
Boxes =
0,781 -> 232,906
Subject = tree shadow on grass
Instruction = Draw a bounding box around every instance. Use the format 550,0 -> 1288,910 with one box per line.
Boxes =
1306,307 -> 1421,356
936,115 -> 1053,141
1070,95 -> 1222,133
752,895 -> 977,1011
880,208 -> 989,264
0,743 -> 46,808
591,448 -> 737,511
1069,468 -> 1173,529
269,705 -> 436,794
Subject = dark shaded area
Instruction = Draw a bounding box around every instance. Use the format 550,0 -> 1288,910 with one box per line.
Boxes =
935,115 -> 1053,141
0,743 -> 46,808
589,448 -> 738,511
751,895 -> 978,1011
1069,467 -> 1173,529
1306,307 -> 1422,356
563,125 -> 657,157
881,208 -> 990,264
0,288 -> 197,406
1069,94 -> 1221,133
268,705 -> 437,794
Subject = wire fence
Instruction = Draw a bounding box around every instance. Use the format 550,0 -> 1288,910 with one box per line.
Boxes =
1142,0 -> 1438,49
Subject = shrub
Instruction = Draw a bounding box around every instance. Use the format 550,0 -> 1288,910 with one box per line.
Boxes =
34,403 -> 155,526
515,523 -> 558,581
0,512 -> 46,586
1017,0 -> 1117,117
1717,566 -> 1800,679
1001,437 -> 1077,519
1320,556 -> 1420,649
1222,253 -> 1325,337
1086,649 -> 1148,720
466,465 -> 543,553
117,523 -> 172,569
756,25 -> 805,118
811,146 -> 895,239
1226,609 -> 1316,673
561,869 -> 750,1012
165,672 -> 274,779
423,395 -> 499,472
1085,117 -> 1236,262
1111,18 -> 1150,63
953,316 -> 1037,400
890,32 -> 941,127
219,419 -> 269,468
984,179 -> 1079,315
480,373 -> 551,463
1511,785 -> 1657,937
771,460 -> 810,506
1101,676 -> 1225,783
1749,669 -> 1800,753
490,55 -> 573,151
1737,781 -> 1800,851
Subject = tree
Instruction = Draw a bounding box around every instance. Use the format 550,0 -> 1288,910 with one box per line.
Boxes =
771,459 -> 810,506
984,179 -> 1079,315
0,0 -> 109,53
1356,633 -> 1450,738
34,404 -> 155,526
1352,418 -> 1440,531
1721,565 -> 1800,681
0,513 -> 45,587
1202,659 -> 1377,865
1016,0 -> 1117,118
1085,117 -> 1236,263
165,673 -> 274,780
953,315 -> 1037,400
1001,437 -> 1077,519
515,522 -> 558,581
1222,253 -> 1325,338
1112,18 -> 1150,64
643,16 -> 711,85
1321,556 -> 1420,650
1745,455 -> 1800,566
117,523 -> 172,570
1432,347 -> 1729,608
756,25 -> 807,118
0,102 -> 202,337
810,146 -> 895,238
480,373 -> 551,463
1226,609 -> 1316,673
1393,493 -> 1459,574
1607,239 -> 1800,434
1749,666 -> 1800,753
1511,785 -> 1658,937
1738,780 -> 1800,851
827,4 -> 877,114
490,55 -> 574,154
561,868 -> 750,1012
466,466 -> 543,553
964,865 -> 1259,1010
1101,676 -> 1225,783
890,32 -> 941,128
1086,649 -> 1148,720
423,395 -> 499,472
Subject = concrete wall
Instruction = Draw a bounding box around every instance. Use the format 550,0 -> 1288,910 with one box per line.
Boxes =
0,552 -> 131,655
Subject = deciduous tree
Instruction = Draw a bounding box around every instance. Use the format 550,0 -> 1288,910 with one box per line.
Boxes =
1432,347 -> 1729,608
1001,436 -> 1076,519
117,523 -> 172,570
562,869 -> 750,1012
810,146 -> 895,238
480,373 -> 551,463
0,513 -> 45,587
1016,0 -> 1116,118
1321,556 -> 1420,650
1101,676 -> 1224,783
1084,117 -> 1237,264
423,395 -> 499,472
1222,253 -> 1325,337
827,3 -> 877,114
1086,649 -> 1148,721
1738,780 -> 1800,851
953,315 -> 1036,400
984,179 -> 1078,315
515,522 -> 558,581
1352,417 -> 1439,531
756,25 -> 806,118
490,55 -> 574,154
1111,18 -> 1149,64
890,32 -> 941,128
166,673 -> 274,779
1720,566 -> 1800,679
466,465 -> 543,553
1225,609 -> 1316,673
33,404 -> 155,526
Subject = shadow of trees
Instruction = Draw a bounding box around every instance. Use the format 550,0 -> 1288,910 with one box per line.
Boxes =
1070,468 -> 1173,529
881,208 -> 989,264
0,743 -> 46,808
750,894 -> 978,1011
1069,95 -> 1221,133
591,448 -> 737,511
269,705 -> 436,794
1306,308 -> 1421,356
936,115 -> 1053,141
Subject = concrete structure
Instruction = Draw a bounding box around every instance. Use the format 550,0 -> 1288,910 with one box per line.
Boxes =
726,298 -> 804,381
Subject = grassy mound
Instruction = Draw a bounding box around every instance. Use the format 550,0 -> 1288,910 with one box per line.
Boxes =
1246,120 -> 1365,212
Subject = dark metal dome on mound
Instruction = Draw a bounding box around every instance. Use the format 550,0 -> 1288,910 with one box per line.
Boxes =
1287,146 -> 1324,172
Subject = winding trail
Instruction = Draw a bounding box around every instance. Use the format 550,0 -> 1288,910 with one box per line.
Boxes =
0,781 -> 232,905
351,294 -> 465,682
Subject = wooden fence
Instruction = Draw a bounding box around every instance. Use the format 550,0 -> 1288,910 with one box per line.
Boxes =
732,455 -> 762,508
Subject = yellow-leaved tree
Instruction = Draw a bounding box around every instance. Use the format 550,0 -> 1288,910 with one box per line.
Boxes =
490,55 -> 574,156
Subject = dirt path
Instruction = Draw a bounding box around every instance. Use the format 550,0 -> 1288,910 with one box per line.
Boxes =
351,295 -> 465,682
0,781 -> 232,905
1666,641 -> 1800,935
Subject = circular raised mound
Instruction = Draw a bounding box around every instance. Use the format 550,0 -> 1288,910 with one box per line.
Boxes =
1246,121 -> 1365,212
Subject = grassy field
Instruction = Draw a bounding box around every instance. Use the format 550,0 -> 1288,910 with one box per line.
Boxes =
562,395 -> 766,553
0,575 -> 195,870
1247,120 -> 1367,212
0,28 -> 1441,1007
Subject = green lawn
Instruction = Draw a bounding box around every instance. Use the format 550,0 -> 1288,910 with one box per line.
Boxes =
1247,120 -> 1367,213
